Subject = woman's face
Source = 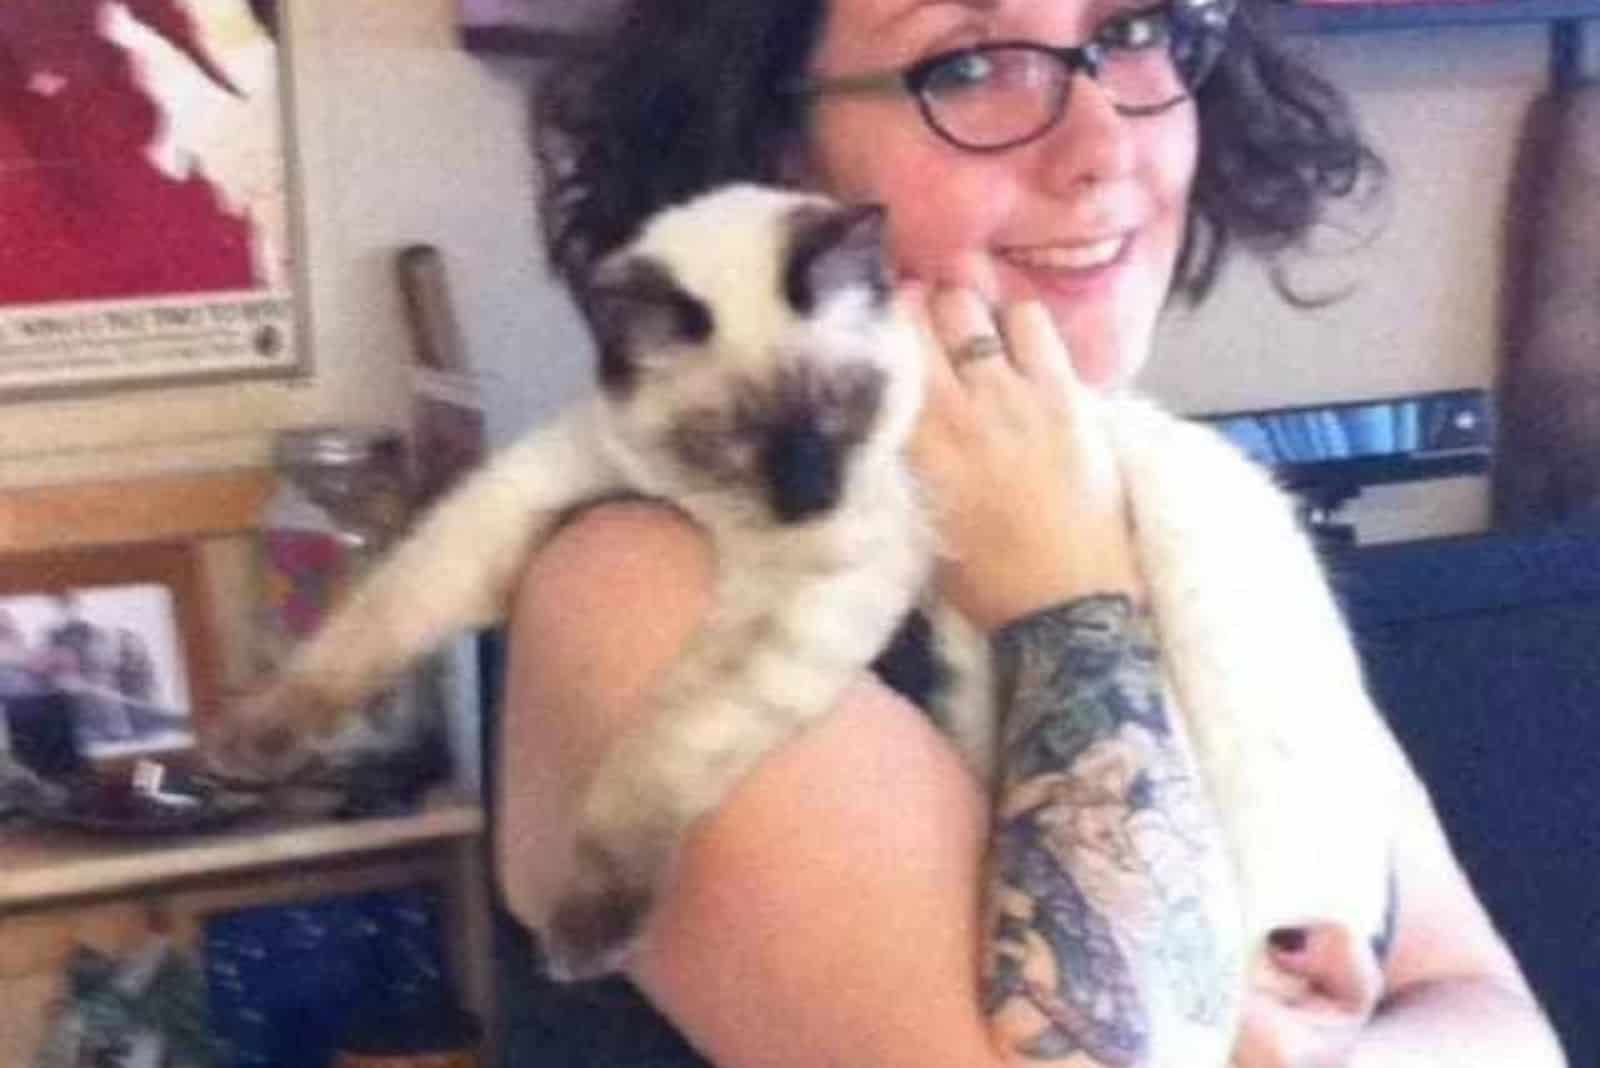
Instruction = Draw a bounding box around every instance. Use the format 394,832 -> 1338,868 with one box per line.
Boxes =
800,0 -> 1201,389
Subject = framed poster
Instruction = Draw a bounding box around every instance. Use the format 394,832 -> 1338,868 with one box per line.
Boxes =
0,0 -> 305,402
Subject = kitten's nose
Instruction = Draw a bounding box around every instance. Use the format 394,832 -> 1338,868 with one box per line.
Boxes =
763,422 -> 841,523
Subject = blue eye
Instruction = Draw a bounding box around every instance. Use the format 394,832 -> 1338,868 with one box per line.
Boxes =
921,50 -> 996,94
1097,9 -> 1173,51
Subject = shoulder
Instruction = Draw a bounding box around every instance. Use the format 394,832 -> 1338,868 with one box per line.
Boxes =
497,498 -> 714,930
513,498 -> 713,632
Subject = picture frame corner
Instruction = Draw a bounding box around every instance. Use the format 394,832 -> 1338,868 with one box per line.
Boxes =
0,536 -> 222,772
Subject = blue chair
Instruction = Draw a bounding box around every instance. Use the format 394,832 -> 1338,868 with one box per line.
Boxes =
1336,523 -> 1600,1067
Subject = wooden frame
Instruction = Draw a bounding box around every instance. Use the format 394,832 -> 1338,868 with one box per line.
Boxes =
0,540 -> 219,768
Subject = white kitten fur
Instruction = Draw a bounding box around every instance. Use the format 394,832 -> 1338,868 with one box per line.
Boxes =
225,185 -> 1396,1015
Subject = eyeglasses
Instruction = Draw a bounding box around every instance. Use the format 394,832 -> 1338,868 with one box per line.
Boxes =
791,0 -> 1236,154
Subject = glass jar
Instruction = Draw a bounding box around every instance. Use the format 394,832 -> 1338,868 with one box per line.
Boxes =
259,427 -> 410,669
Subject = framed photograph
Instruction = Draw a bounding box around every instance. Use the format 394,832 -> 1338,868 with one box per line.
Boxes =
0,0 -> 307,402
0,541 -> 218,766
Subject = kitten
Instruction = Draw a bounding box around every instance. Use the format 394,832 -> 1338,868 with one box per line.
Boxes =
220,184 -> 1396,1013
218,184 -> 991,979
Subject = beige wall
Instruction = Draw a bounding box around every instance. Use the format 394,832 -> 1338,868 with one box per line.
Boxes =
1152,29 -> 1548,540
0,10 -> 1557,541
1150,29 -> 1548,412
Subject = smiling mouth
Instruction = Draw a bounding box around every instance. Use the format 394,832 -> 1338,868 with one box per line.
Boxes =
1000,236 -> 1130,273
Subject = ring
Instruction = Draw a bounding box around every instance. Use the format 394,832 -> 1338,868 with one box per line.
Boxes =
952,334 -> 1006,368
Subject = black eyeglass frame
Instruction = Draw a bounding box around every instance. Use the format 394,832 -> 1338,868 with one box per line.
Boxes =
790,0 -> 1236,154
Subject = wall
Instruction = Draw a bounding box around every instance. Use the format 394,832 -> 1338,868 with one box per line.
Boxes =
0,9 -> 1557,525
1149,28 -> 1551,541
1152,29 -> 1549,410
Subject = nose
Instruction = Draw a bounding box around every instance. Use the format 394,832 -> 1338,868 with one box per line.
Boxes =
1035,73 -> 1138,194
762,421 -> 841,523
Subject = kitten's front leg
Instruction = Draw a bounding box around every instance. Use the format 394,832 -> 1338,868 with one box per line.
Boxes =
542,557 -> 921,980
211,414 -> 616,780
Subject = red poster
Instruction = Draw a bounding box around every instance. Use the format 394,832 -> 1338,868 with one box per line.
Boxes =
0,0 -> 302,400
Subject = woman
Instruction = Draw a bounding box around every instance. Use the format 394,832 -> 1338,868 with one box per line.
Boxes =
495,1 -> 1565,1064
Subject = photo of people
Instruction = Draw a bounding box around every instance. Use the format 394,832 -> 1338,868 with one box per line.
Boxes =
0,584 -> 194,760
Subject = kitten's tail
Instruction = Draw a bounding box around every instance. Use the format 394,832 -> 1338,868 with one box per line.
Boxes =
220,406 -> 620,768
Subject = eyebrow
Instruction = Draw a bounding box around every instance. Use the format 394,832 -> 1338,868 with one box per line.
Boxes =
873,0 -> 1002,35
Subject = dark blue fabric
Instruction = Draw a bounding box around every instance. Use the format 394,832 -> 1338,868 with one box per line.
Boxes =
205,887 -> 452,1068
1333,524 -> 1600,1067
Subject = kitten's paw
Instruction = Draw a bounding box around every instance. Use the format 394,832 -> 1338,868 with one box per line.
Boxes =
540,841 -> 655,982
203,681 -> 325,784
543,887 -> 652,982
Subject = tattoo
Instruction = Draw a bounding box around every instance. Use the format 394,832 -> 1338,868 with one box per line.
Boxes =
984,595 -> 1233,1063
1371,857 -> 1399,964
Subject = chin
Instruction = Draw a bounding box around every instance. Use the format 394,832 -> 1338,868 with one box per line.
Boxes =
1055,308 -> 1155,392
1075,349 -> 1136,392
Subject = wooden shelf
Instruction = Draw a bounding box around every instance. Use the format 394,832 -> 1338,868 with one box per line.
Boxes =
1275,0 -> 1600,33
0,796 -> 485,909
0,468 -> 274,555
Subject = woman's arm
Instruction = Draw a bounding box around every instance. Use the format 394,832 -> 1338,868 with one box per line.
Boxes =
908,292 -> 1242,1063
495,499 -> 1566,1068
497,505 -> 1241,1068
1345,766 -> 1566,1067
498,504 -> 1242,1068
1223,702 -> 1565,1068
496,501 -> 1005,1067
1233,750 -> 1567,1068
982,595 -> 1241,1065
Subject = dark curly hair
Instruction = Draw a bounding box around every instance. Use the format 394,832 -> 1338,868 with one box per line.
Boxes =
533,0 -> 1384,305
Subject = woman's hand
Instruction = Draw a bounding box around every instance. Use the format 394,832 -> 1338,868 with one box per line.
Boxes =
902,283 -> 1142,632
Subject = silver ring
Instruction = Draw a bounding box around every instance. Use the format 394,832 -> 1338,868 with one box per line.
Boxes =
952,334 -> 1005,368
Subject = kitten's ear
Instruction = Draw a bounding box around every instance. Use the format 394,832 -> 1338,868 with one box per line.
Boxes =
784,202 -> 890,315
581,255 -> 713,392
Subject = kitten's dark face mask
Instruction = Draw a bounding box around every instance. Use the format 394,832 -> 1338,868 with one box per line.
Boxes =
582,197 -> 897,525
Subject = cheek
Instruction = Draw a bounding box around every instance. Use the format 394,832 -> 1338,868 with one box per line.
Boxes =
805,111 -> 1009,285
883,181 -> 1010,288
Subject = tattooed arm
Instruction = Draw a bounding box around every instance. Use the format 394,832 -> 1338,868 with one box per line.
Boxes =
983,594 -> 1242,1067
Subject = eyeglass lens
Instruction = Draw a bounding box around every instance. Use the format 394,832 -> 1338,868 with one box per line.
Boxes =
918,8 -> 1227,150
